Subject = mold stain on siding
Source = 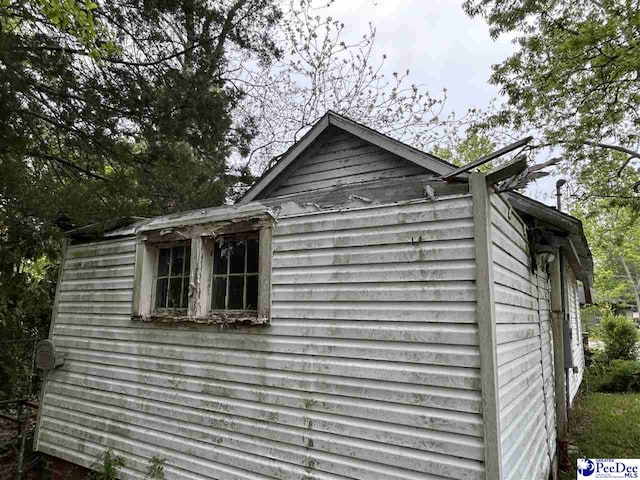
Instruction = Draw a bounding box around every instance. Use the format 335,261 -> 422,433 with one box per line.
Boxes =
37,196 -> 486,480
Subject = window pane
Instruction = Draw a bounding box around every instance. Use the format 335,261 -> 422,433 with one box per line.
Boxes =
158,248 -> 170,276
246,275 -> 258,311
247,239 -> 259,273
168,278 -> 184,309
228,276 -> 244,309
171,246 -> 185,275
155,277 -> 168,308
213,241 -> 228,274
211,277 -> 226,309
229,240 -> 246,274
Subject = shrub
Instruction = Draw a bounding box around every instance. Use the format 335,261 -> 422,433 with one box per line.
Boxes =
601,313 -> 639,361
584,351 -> 611,392
598,360 -> 640,393
87,449 -> 125,480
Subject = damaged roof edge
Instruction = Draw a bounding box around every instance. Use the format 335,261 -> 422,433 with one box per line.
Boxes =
66,203 -> 274,240
504,191 -> 594,289
66,216 -> 149,239
67,188 -> 470,240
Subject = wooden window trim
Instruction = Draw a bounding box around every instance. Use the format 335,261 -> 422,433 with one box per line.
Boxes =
132,220 -> 272,326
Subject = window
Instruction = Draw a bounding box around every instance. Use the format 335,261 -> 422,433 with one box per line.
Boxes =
132,217 -> 272,325
155,244 -> 191,311
211,236 -> 259,311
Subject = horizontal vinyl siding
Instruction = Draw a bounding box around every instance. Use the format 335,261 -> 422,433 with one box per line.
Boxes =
491,195 -> 553,480
270,132 -> 427,196
567,265 -> 584,404
38,196 -> 484,480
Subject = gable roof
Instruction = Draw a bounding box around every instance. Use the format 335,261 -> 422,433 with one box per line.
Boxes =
237,111 -> 457,204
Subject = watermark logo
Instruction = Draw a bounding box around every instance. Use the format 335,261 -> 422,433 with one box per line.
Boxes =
578,459 -> 595,477
577,459 -> 640,479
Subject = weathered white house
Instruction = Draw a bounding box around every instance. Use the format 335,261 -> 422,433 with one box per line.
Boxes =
34,112 -> 592,480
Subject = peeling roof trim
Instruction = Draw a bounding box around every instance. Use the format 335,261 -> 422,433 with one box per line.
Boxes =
504,191 -> 594,289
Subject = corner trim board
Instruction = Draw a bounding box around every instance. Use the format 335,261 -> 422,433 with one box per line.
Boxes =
470,173 -> 503,480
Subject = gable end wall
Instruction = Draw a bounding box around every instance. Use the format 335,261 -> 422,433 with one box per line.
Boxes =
263,129 -> 428,198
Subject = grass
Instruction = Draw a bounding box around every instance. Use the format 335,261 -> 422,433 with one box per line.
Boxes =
560,392 -> 640,479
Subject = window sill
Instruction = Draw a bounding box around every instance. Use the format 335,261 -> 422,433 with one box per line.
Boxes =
132,312 -> 269,326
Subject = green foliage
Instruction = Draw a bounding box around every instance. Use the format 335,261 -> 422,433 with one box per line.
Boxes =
0,0 -> 282,399
581,305 -> 603,336
600,360 -> 640,393
573,199 -> 640,312
463,0 -> 640,200
561,392 -> 640,468
145,455 -> 166,480
601,310 -> 639,361
586,356 -> 640,393
431,131 -> 496,167
88,449 -> 125,480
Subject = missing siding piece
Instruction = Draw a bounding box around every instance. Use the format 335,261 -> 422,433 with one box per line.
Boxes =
276,201 -> 323,216
276,194 -> 379,217
335,194 -> 379,210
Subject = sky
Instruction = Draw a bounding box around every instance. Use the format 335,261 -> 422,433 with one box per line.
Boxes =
322,0 -> 559,203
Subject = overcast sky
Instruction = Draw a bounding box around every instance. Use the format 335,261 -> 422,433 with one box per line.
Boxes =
323,0 -> 558,203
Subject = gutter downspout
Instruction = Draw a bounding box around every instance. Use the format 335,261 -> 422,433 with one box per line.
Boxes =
556,180 -> 573,414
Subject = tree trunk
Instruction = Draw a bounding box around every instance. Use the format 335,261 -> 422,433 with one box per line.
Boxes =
621,256 -> 640,316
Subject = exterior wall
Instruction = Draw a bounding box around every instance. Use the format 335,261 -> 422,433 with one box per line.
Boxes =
490,195 -> 556,480
36,195 -> 485,480
566,264 -> 584,405
266,130 -> 426,197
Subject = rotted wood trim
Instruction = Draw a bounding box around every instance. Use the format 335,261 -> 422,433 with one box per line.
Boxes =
33,237 -> 69,452
470,172 -> 503,480
258,223 -> 273,322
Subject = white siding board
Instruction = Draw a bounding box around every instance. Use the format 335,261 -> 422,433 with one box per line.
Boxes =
53,325 -> 481,367
37,196 -> 485,480
272,301 -> 477,323
273,240 -> 475,267
566,264 -> 584,404
491,194 -> 554,480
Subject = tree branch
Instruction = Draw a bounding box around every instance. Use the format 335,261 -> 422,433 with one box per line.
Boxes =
26,151 -> 108,181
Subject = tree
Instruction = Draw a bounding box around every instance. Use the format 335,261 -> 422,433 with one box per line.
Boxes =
463,0 -> 640,198
0,0 -> 282,399
574,190 -> 640,314
431,131 -> 496,167
229,0 -> 474,175
1,0 -> 466,398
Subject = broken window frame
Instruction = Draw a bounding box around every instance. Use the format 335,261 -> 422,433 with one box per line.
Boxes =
132,218 -> 272,325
